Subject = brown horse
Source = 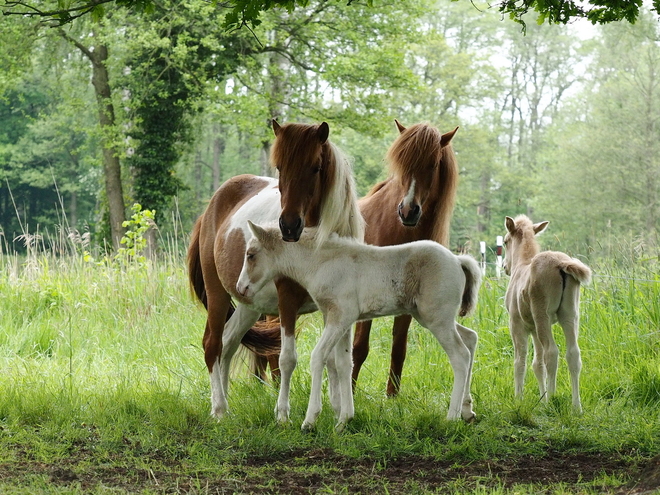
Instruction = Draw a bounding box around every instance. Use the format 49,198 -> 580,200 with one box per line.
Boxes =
187,120 -> 363,420
352,120 -> 459,396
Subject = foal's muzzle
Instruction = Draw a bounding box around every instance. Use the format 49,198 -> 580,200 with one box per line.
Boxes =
398,202 -> 421,227
279,216 -> 303,242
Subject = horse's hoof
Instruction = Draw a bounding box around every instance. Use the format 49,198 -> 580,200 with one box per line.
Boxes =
301,422 -> 316,434
463,413 -> 477,424
334,421 -> 348,433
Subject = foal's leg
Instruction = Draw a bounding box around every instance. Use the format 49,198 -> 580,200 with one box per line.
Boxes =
218,304 -> 261,411
387,314 -> 413,397
424,318 -> 471,421
334,328 -> 355,431
274,279 -> 308,423
558,285 -> 583,412
531,313 -> 558,402
326,349 -> 342,419
509,314 -> 529,399
351,319 -> 372,389
456,323 -> 478,420
303,323 -> 352,431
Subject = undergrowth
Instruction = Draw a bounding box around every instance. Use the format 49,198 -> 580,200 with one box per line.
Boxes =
0,243 -> 658,493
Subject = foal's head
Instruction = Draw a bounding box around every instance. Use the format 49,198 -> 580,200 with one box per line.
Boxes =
236,221 -> 282,299
271,120 -> 334,242
503,215 -> 549,275
386,120 -> 458,227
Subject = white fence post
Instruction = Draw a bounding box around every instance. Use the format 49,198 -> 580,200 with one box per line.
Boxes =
496,235 -> 503,278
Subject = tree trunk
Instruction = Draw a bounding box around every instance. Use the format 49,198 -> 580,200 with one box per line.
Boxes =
60,27 -> 126,250
212,123 -> 225,191
90,42 -> 126,250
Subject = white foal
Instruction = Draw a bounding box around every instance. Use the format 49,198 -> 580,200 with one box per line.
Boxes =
503,215 -> 592,412
237,221 -> 482,431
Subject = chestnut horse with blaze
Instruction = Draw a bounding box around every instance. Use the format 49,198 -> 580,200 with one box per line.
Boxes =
187,120 -> 363,420
353,120 -> 459,396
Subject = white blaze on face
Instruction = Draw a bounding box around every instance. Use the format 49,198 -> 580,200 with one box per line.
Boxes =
400,178 -> 416,217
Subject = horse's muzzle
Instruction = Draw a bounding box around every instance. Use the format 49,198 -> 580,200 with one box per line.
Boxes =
398,202 -> 421,227
279,216 -> 303,242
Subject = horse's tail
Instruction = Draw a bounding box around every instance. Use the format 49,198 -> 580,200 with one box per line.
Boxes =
187,214 -> 281,358
457,255 -> 482,317
561,258 -> 592,286
187,216 -> 207,308
241,317 -> 283,355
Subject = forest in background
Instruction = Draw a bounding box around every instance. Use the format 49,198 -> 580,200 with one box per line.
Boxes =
0,0 -> 659,261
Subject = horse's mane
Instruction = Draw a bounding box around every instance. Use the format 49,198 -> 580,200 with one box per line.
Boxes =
317,142 -> 365,245
385,123 -> 459,246
511,215 -> 542,260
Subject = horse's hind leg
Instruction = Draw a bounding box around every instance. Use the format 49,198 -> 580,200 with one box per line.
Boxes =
558,284 -> 583,412
387,314 -> 413,397
456,323 -> 478,420
218,304 -> 261,410
424,317 -> 471,421
204,291 -> 233,418
509,314 -> 529,399
531,316 -> 558,402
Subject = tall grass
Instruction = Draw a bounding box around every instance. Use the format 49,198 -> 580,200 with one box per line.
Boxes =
0,241 -> 658,492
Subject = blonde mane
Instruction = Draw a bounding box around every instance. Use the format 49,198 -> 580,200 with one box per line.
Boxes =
316,142 -> 365,245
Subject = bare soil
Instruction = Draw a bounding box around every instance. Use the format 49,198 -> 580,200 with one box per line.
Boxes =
2,449 -> 659,493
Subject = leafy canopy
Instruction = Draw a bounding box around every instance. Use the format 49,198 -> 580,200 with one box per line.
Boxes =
1,0 -> 654,29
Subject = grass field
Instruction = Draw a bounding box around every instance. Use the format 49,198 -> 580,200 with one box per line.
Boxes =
0,250 -> 658,494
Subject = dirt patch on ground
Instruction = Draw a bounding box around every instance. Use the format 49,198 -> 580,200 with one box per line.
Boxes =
1,449 -> 658,493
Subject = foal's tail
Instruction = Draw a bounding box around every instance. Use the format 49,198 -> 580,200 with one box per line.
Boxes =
561,258 -> 592,286
457,255 -> 482,317
187,216 -> 282,356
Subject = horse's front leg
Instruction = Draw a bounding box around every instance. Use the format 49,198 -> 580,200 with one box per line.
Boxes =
274,279 -> 308,424
302,322 -> 347,431
387,314 -> 413,396
334,327 -> 355,431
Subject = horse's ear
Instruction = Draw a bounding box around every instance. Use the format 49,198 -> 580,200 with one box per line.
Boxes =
533,221 -> 549,236
395,119 -> 406,133
247,220 -> 267,241
317,122 -> 329,144
505,216 -> 516,234
441,126 -> 459,148
272,119 -> 281,136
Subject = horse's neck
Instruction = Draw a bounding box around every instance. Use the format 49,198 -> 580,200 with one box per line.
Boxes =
512,240 -> 540,270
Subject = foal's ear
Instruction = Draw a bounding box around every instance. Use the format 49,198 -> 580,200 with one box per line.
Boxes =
272,119 -> 281,136
317,122 -> 329,144
533,221 -> 549,235
247,220 -> 267,241
505,216 -> 516,234
440,126 -> 459,148
395,119 -> 407,133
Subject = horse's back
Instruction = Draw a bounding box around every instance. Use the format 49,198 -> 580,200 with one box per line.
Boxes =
202,174 -> 276,229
